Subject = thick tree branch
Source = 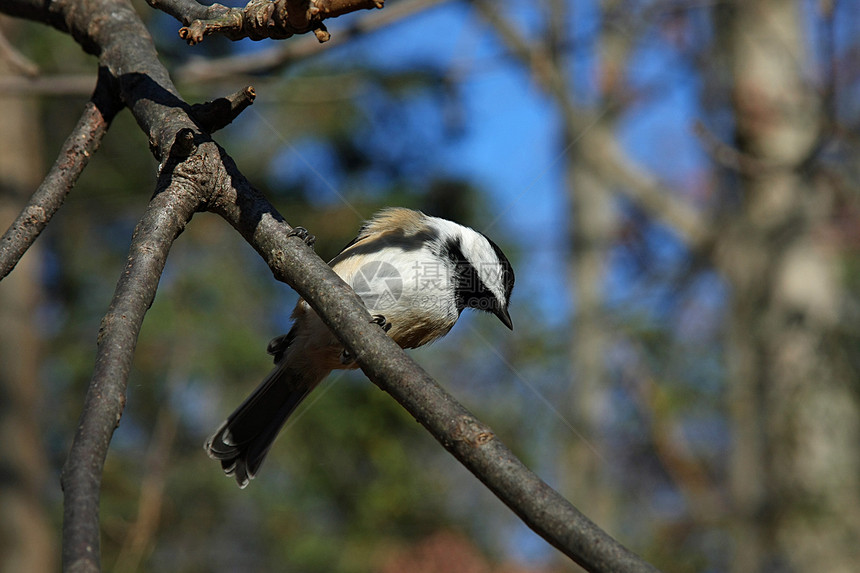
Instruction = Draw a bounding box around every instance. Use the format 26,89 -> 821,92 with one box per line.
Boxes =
53,94 -> 251,573
0,69 -> 120,279
0,2 -> 232,571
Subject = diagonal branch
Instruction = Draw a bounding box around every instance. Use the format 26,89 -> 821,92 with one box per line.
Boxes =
60,175 -> 200,573
584,126 -> 712,251
0,68 -> 121,279
472,0 -> 712,252
210,181 -> 661,573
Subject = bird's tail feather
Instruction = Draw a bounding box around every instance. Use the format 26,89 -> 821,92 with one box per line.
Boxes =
205,361 -> 328,488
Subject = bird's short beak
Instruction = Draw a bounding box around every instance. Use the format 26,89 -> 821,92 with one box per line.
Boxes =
494,307 -> 513,330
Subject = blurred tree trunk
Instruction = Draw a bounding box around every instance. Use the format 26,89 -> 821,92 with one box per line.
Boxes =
717,1 -> 860,571
562,0 -> 624,532
0,24 -> 57,573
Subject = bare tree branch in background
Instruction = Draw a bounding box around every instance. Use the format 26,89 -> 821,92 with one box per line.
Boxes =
112,406 -> 177,571
176,0 -> 450,83
0,73 -> 96,95
472,0 -> 711,252
0,0 -> 661,572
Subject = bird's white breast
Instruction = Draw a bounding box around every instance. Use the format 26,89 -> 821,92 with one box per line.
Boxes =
332,246 -> 459,348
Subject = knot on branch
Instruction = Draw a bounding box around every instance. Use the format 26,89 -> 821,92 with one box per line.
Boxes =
451,416 -> 495,448
178,0 -> 384,46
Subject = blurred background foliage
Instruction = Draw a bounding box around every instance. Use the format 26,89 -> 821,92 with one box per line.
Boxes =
1,0 -> 860,572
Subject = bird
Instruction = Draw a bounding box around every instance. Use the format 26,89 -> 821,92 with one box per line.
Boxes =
205,207 -> 515,487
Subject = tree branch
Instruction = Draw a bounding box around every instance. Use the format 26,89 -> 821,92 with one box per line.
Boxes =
149,0 -> 384,46
56,108 -> 252,573
0,3 -> 233,571
0,68 -> 120,279
0,27 -> 39,76
585,126 -> 712,251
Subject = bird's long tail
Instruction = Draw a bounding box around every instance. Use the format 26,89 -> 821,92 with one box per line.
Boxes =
205,359 -> 328,488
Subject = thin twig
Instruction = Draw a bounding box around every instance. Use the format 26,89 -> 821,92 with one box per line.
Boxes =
112,406 -> 177,572
0,27 -> 39,76
0,73 -> 95,95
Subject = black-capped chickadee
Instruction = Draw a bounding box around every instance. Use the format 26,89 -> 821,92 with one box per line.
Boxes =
206,208 -> 515,487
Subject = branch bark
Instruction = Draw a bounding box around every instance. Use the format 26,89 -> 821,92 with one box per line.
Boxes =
150,0 -> 384,45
